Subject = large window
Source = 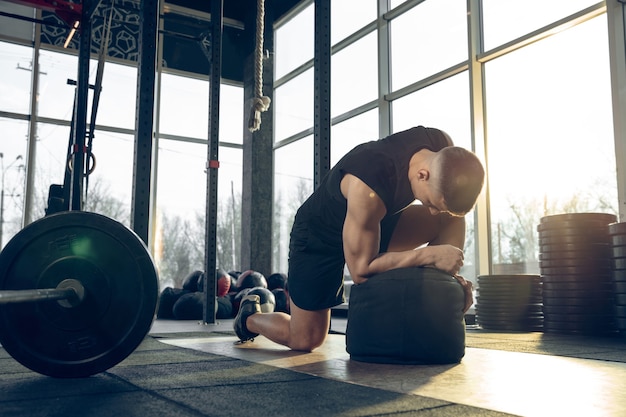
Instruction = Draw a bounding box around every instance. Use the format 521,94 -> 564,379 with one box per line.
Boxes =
37,50 -> 78,121
273,137 -> 314,274
0,42 -> 33,114
482,0 -> 599,51
390,0 -> 467,91
0,118 -> 27,248
485,14 -> 615,273
331,32 -> 378,118
0,3 -> 34,42
155,72 -> 244,286
330,110 -> 378,167
32,122 -> 69,220
274,68 -> 315,140
274,3 -> 314,80
159,73 -> 209,138
331,0 -> 376,45
392,72 -> 470,143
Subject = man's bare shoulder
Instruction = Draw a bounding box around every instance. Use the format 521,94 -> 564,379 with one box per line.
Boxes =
340,174 -> 386,217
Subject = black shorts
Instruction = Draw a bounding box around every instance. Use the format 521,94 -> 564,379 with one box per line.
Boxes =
287,211 -> 402,311
287,216 -> 346,311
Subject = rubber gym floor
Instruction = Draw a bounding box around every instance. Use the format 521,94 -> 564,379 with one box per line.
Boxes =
2,314 -> 626,417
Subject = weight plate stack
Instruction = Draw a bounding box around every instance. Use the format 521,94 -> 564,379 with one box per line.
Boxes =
476,275 -> 543,331
608,222 -> 626,335
538,213 -> 617,335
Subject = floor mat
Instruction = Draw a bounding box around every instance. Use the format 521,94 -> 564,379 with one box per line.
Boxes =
1,335 -> 515,417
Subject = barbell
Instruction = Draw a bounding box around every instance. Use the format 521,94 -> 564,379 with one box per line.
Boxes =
0,211 -> 159,378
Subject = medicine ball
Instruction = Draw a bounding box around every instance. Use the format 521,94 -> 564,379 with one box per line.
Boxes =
157,287 -> 190,319
236,270 -> 267,290
248,287 -> 276,313
172,292 -> 204,320
216,295 -> 233,319
267,272 -> 287,291
182,270 -> 203,292
217,268 -> 231,297
173,293 -> 228,320
272,288 -> 289,313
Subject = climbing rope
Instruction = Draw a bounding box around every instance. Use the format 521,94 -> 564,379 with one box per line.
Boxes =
247,0 -> 271,132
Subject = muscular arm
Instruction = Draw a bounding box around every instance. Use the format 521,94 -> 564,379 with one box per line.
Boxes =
341,174 -> 465,284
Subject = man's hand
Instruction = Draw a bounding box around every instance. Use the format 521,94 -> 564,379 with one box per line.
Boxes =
453,274 -> 474,313
426,244 -> 464,276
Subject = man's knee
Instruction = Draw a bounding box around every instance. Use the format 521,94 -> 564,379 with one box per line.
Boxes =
288,304 -> 330,351
288,330 -> 327,352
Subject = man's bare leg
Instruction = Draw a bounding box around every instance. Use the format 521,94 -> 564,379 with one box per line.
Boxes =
246,303 -> 331,352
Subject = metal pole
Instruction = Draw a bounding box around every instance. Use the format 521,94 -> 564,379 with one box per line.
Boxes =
132,0 -> 159,244
69,0 -> 99,211
314,0 -> 331,189
203,0 -> 223,324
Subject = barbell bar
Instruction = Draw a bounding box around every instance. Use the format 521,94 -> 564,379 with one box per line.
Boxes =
0,211 -> 159,378
0,278 -> 84,307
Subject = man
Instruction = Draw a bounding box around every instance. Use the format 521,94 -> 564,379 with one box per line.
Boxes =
234,126 -> 485,351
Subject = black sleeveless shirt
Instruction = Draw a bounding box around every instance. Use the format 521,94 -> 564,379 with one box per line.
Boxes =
294,126 -> 450,253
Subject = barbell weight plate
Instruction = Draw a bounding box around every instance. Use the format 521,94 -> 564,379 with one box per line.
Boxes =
611,235 -> 626,246
608,222 -> 626,235
613,306 -> 626,317
539,266 -> 612,276
542,289 -> 613,298
612,257 -> 626,270
542,305 -> 614,316
536,220 -> 612,233
476,295 -> 543,303
475,305 -> 543,315
0,211 -> 159,378
539,250 -> 609,260
540,242 -> 609,253
543,319 -> 616,334
540,213 -> 616,224
543,312 -> 614,322
541,274 -> 612,283
614,281 -> 626,293
543,296 -> 612,307
542,281 -> 613,291
612,269 -> 626,281
537,228 -> 609,239
614,294 -> 626,305
611,245 -> 626,258
539,258 -> 611,268
538,235 -> 608,246
477,274 -> 540,280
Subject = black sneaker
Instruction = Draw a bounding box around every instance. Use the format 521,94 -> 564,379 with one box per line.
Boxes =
234,294 -> 261,342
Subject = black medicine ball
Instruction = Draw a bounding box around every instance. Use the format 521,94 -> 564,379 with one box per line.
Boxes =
236,270 -> 268,290
267,272 -> 287,291
182,270 -> 204,292
247,286 -> 276,313
157,287 -> 190,319
272,288 -> 289,313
